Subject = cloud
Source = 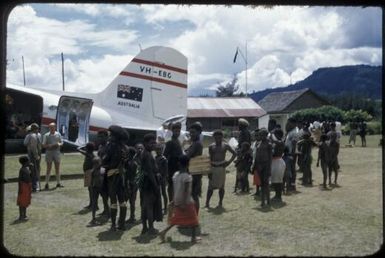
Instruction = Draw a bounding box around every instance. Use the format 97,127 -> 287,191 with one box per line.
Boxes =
66,54 -> 133,93
7,5 -> 139,90
139,5 -> 382,93
52,3 -> 137,18
6,4 -> 382,97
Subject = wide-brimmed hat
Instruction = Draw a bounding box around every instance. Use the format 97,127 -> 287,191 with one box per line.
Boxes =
238,118 -> 249,127
30,123 -> 39,130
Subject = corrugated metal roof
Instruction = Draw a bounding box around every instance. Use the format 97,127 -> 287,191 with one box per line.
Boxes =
187,97 -> 266,118
258,88 -> 309,113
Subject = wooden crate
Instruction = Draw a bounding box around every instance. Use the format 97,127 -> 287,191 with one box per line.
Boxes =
189,155 -> 211,175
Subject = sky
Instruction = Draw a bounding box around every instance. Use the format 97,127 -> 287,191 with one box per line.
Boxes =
6,4 -> 382,96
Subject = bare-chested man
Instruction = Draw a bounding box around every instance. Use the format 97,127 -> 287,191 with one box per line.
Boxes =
205,130 -> 236,208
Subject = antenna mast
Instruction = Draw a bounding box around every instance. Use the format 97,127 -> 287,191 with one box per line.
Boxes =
61,52 -> 65,91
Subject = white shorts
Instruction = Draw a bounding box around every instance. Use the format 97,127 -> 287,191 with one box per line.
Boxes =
45,151 -> 61,163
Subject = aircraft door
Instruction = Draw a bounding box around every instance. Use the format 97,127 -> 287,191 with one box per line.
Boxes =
56,96 -> 93,145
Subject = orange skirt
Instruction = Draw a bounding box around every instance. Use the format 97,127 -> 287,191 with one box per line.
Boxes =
17,182 -> 32,208
253,170 -> 261,186
169,202 -> 199,226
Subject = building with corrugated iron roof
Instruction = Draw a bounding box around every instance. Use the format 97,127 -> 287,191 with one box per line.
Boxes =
187,97 -> 266,131
257,88 -> 329,130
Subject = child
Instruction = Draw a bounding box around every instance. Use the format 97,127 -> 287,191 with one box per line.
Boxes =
155,144 -> 169,215
327,131 -> 340,186
77,142 -> 96,210
252,128 -> 272,208
282,146 -> 291,194
270,129 -> 286,202
252,129 -> 261,196
17,156 -> 32,221
234,142 -> 253,193
159,155 -> 201,243
89,157 -> 104,225
125,146 -> 139,223
316,134 -> 328,189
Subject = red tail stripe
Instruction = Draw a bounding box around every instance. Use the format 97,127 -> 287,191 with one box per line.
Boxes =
132,58 -> 187,74
119,71 -> 187,89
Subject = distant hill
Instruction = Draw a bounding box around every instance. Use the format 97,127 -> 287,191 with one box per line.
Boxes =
249,65 -> 382,102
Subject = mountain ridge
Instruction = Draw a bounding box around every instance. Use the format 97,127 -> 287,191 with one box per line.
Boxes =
249,64 -> 382,102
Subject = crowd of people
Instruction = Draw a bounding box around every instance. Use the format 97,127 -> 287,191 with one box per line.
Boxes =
17,117 -> 344,243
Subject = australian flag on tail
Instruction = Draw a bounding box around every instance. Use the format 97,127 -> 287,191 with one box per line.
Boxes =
117,84 -> 143,102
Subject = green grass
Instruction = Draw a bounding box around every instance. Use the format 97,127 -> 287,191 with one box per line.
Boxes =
2,135 -> 383,256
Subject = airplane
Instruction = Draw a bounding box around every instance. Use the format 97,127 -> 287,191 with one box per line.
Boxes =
5,46 -> 188,153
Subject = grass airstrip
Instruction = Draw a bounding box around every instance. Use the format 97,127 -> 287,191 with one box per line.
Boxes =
1,135 -> 383,256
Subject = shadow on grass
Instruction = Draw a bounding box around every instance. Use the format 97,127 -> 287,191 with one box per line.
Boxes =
270,201 -> 287,209
41,187 -> 57,192
319,185 -> 333,191
97,229 -> 124,241
176,225 -> 210,238
253,205 -> 273,213
132,232 -> 158,244
72,208 -> 91,215
206,206 -> 224,215
123,220 -> 141,231
86,215 -> 110,227
95,215 -> 110,225
10,218 -> 28,225
301,183 -> 315,188
287,190 -> 301,195
235,191 -> 251,196
159,234 -> 200,250
168,239 -> 195,250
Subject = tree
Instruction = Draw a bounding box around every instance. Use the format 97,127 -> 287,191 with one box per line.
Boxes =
291,105 -> 346,123
344,109 -> 373,122
216,74 -> 243,97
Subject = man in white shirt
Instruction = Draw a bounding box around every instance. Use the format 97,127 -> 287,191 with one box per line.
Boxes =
42,122 -> 63,189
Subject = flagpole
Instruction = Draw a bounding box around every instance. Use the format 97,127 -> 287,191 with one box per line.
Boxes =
245,41 -> 248,96
233,43 -> 248,96
22,56 -> 26,86
61,52 -> 65,91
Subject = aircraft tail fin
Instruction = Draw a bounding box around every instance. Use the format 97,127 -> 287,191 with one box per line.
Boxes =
97,46 -> 187,129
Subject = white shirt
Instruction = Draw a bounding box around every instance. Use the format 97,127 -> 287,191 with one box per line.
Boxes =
285,128 -> 298,154
42,131 -> 62,153
24,132 -> 42,159
172,171 -> 193,206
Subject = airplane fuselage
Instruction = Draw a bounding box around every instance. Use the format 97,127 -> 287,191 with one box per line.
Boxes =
5,46 -> 188,153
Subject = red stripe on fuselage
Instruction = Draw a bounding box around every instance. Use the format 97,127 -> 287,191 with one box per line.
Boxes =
132,58 -> 187,74
89,125 -> 108,132
119,71 -> 187,89
41,117 -> 55,125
